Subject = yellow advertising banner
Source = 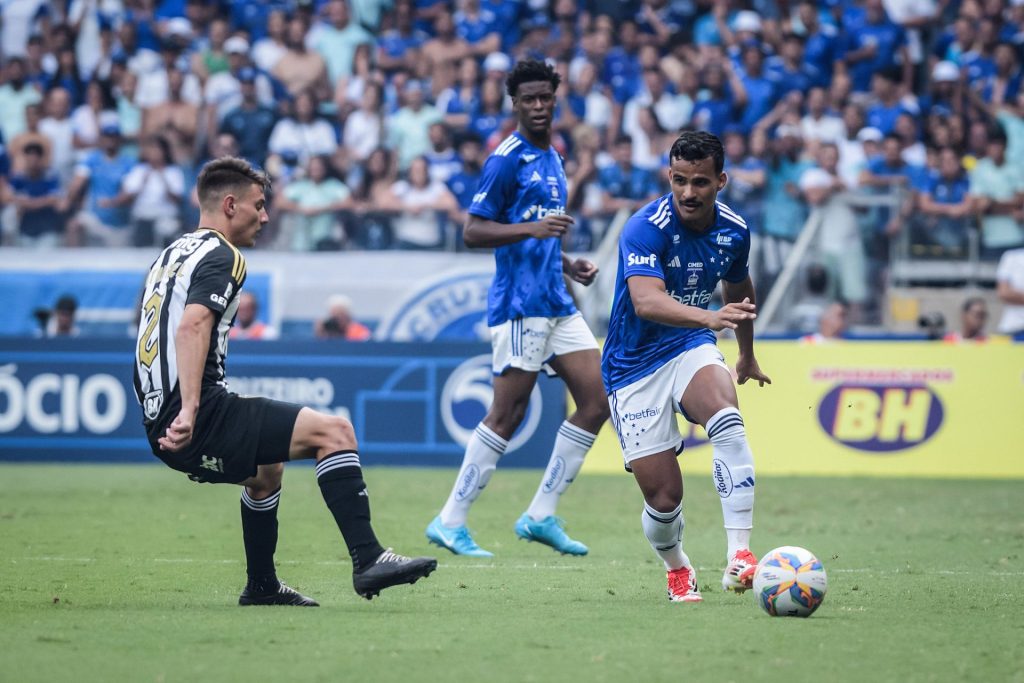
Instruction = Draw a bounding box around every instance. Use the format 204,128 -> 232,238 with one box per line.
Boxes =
581,341 -> 1024,478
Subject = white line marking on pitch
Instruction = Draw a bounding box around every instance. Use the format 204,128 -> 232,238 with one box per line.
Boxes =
8,557 -> 1024,577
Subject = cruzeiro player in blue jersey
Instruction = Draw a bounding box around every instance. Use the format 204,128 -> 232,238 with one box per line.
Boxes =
426,60 -> 610,557
602,131 -> 772,602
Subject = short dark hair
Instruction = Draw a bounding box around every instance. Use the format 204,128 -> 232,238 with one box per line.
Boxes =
988,122 -> 1008,146
962,296 -> 986,312
55,294 -> 77,313
506,59 -> 560,98
669,131 -> 725,174
196,156 -> 270,210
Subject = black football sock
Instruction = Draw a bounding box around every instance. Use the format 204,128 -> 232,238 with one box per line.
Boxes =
241,487 -> 281,591
315,451 -> 385,572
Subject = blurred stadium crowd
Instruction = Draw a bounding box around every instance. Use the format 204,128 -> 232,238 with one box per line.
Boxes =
0,0 -> 1023,310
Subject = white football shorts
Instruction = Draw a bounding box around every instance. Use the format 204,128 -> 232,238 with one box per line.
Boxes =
490,312 -> 599,376
607,343 -> 730,465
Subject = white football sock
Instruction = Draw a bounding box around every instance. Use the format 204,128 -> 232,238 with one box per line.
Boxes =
525,421 -> 595,521
726,528 -> 752,558
642,502 -> 691,571
439,424 -> 507,527
707,407 -> 755,556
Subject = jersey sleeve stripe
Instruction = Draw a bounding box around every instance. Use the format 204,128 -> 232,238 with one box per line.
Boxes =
495,137 -> 522,157
649,198 -> 670,227
716,202 -> 748,228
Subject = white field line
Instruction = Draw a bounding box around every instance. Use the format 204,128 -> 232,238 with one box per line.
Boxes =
7,556 -> 1024,577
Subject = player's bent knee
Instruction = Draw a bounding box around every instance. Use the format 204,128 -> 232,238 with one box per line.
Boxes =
646,490 -> 682,514
578,397 -> 610,426
247,462 -> 284,497
487,401 -> 529,437
322,414 -> 357,453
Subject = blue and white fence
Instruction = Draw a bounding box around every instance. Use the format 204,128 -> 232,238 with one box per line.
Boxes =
0,339 -> 564,467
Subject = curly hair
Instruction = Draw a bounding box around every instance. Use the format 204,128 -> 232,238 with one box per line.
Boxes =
506,59 -> 561,98
669,131 -> 725,174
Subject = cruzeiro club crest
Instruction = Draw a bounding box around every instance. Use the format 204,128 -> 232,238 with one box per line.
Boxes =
441,354 -> 542,453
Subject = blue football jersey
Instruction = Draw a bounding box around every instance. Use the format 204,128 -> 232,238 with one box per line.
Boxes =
468,132 -> 576,326
602,196 -> 751,392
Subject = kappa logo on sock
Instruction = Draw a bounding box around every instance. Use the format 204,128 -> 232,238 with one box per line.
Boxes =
712,458 -> 733,498
541,456 -> 565,493
454,464 -> 480,501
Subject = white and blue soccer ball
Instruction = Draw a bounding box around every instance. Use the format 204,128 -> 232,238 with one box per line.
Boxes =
753,546 -> 828,617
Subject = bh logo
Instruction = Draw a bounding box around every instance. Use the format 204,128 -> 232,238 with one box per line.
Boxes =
817,384 -> 944,452
440,354 -> 542,453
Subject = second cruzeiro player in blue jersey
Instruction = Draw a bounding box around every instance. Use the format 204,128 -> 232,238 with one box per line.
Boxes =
426,61 -> 610,559
601,131 -> 773,604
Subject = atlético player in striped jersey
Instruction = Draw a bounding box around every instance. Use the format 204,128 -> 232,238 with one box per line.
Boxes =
133,157 -> 435,605
601,131 -> 772,603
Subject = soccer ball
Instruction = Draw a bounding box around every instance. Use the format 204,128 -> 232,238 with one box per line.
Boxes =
753,546 -> 828,617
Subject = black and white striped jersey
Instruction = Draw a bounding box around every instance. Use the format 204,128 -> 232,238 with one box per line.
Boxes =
133,228 -> 247,429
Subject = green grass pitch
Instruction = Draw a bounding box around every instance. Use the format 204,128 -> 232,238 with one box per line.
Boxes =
2,464 -> 1022,683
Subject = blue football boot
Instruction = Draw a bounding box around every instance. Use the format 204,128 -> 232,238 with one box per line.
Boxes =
425,515 -> 494,557
514,513 -> 588,556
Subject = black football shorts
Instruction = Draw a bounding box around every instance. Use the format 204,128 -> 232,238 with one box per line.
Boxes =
149,390 -> 302,484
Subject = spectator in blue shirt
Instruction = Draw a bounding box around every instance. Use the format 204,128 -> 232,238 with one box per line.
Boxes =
377,0 -> 429,74
65,121 -> 137,247
220,67 -> 278,167
446,133 -> 485,249
933,16 -> 973,66
962,18 -> 999,84
469,79 -> 507,143
47,47 -> 87,108
454,0 -> 501,58
738,44 -> 778,133
766,33 -> 815,100
634,0 -> 691,48
514,13 -> 551,63
7,142 -> 63,247
484,0 -> 523,54
842,0 -> 909,93
602,20 -> 642,104
596,134 -> 660,214
691,61 -> 747,137
425,122 -> 463,184
866,67 -> 912,135
760,124 -> 814,294
977,42 -> 1023,106
861,133 -> 927,191
793,0 -> 841,89
446,133 -> 483,209
436,56 -> 482,130
124,0 -> 163,53
719,128 -> 767,237
915,146 -> 973,255
861,133 -> 926,254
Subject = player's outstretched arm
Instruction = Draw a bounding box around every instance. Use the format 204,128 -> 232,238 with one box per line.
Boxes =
159,304 -> 214,453
463,213 -> 575,249
628,275 -> 756,330
722,277 -> 771,387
